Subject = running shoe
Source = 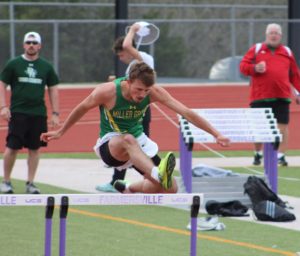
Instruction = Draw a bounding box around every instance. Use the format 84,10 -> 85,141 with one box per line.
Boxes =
158,152 -> 176,189
0,181 -> 14,194
253,153 -> 262,166
95,183 -> 117,193
278,155 -> 288,167
26,182 -> 40,194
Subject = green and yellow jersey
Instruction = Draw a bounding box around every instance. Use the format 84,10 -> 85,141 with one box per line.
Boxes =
100,77 -> 150,138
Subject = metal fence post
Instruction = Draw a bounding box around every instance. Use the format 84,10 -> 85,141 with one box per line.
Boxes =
9,2 -> 15,59
53,22 -> 59,74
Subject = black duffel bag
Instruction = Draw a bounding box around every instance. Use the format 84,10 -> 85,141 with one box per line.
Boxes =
205,200 -> 249,217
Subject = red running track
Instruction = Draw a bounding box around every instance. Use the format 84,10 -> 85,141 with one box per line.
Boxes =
0,84 -> 299,153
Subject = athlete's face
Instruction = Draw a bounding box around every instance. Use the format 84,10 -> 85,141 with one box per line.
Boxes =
128,79 -> 151,103
23,37 -> 41,57
265,28 -> 282,48
117,51 -> 133,64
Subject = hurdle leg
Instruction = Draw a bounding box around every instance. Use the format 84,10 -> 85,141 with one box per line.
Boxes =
44,196 -> 55,256
59,196 -> 69,256
264,143 -> 278,193
190,196 -> 200,256
179,132 -> 193,193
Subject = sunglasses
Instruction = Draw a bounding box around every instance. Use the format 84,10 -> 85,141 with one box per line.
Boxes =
25,41 -> 39,45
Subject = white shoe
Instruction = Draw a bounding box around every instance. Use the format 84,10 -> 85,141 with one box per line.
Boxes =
26,182 -> 40,194
0,181 -> 14,194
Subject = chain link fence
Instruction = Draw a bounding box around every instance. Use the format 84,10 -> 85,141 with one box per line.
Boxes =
0,2 -> 290,83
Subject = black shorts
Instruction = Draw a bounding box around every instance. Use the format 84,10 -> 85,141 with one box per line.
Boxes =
6,112 -> 47,150
142,107 -> 151,137
99,141 -> 127,167
250,100 -> 290,124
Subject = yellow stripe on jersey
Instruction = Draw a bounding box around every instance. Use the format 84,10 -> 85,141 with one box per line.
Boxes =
104,109 -> 121,133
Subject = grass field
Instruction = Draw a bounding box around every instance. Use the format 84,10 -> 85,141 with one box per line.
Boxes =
0,180 -> 299,256
0,151 -> 299,255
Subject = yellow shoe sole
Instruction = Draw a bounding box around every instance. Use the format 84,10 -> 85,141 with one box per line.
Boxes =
159,152 -> 176,189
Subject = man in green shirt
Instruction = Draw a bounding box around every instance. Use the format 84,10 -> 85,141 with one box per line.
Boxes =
41,62 -> 230,194
0,31 -> 60,194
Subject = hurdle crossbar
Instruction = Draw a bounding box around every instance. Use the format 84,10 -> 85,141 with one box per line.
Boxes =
192,108 -> 273,114
180,118 -> 277,126
0,193 -> 202,206
182,134 -> 282,143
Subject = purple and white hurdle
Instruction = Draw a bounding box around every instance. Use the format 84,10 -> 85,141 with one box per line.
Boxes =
179,108 -> 282,193
0,193 -> 203,256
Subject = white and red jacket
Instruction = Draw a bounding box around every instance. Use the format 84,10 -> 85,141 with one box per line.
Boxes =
240,43 -> 300,103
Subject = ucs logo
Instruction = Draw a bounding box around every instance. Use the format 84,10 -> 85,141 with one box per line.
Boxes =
25,198 -> 43,204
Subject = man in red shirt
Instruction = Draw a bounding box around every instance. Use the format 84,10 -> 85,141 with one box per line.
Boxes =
240,23 -> 300,166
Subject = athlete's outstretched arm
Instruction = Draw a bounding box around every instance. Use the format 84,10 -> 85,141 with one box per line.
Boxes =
41,82 -> 114,142
150,86 -> 230,147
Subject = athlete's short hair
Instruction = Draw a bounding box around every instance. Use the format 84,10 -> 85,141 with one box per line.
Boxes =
128,62 -> 156,87
112,36 -> 136,53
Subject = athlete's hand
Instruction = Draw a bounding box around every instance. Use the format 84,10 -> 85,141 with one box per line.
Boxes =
131,22 -> 141,33
216,135 -> 231,147
40,130 -> 62,142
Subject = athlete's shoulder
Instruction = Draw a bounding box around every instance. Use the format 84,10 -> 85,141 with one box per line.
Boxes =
95,81 -> 116,96
92,82 -> 116,107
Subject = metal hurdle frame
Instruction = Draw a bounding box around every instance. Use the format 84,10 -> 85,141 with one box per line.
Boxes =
0,193 -> 202,256
179,108 -> 281,193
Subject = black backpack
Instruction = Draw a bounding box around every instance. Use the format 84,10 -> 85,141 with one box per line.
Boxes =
253,200 -> 296,222
244,176 -> 296,222
243,176 -> 286,208
205,200 -> 249,217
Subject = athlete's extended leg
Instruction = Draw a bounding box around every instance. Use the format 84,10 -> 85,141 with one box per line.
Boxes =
114,153 -> 178,194
108,134 -> 175,190
126,178 -> 178,194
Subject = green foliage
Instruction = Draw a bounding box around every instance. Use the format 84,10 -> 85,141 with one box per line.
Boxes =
155,24 -> 187,77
